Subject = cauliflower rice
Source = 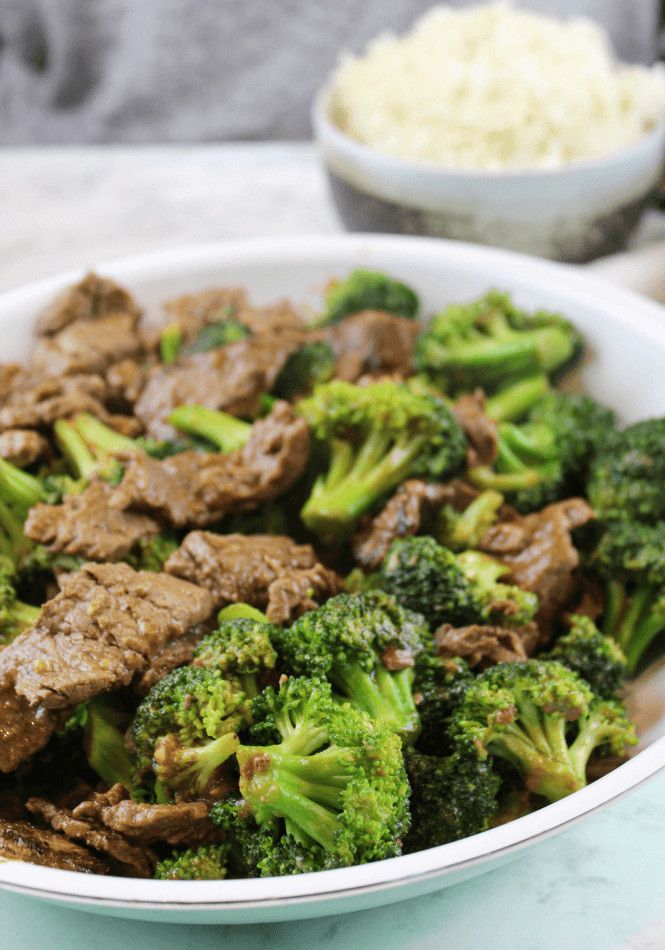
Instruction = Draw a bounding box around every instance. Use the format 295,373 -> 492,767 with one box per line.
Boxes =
331,2 -> 665,171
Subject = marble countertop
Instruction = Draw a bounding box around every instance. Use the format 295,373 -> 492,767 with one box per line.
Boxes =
1,142 -> 665,950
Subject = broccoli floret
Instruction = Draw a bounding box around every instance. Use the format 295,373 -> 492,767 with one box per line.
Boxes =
236,675 -> 410,873
223,501 -> 290,538
192,617 -> 280,700
123,532 -> 180,573
180,318 -> 250,356
154,842 -> 231,880
469,391 -> 616,513
166,404 -> 253,453
127,665 -> 246,801
436,489 -> 505,551
297,380 -> 467,540
208,796 -> 279,878
278,590 -> 430,743
402,741 -> 501,851
590,520 -> 665,674
271,340 -> 336,401
587,417 -> 665,524
379,536 -> 538,632
412,654 -> 475,757
309,268 -> 419,328
413,290 -> 582,397
453,659 -> 637,802
0,556 -> 40,645
541,614 -> 628,699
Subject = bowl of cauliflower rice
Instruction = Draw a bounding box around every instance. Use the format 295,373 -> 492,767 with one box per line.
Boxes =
312,2 -> 665,261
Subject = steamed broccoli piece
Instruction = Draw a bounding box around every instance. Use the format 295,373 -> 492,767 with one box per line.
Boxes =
297,380 -> 467,540
123,532 -> 180,573
166,404 -> 252,453
271,340 -> 336,401
127,665 -> 246,801
402,740 -> 501,851
159,321 -> 183,364
309,268 -> 419,328
590,520 -> 665,674
413,290 -> 582,397
468,391 -> 616,512
180,317 -> 250,355
54,418 -> 124,485
192,617 -> 280,700
82,695 -> 137,792
154,842 -> 231,880
483,373 -> 552,422
0,556 -> 40,645
236,675 -> 410,873
541,614 -> 628,699
587,417 -> 665,524
209,796 -> 280,878
436,489 -> 505,551
379,536 -> 538,632
70,412 -> 195,464
453,659 -> 637,802
223,500 -> 290,538
278,590 -> 431,743
412,654 -> 475,757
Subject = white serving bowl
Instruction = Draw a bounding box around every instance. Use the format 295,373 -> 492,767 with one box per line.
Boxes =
1,234 -> 665,924
312,85 -> 665,263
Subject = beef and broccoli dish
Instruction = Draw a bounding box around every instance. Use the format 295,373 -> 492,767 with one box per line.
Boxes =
0,266 -> 658,880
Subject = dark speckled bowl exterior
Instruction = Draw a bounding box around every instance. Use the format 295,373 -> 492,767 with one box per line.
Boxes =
313,87 -> 665,263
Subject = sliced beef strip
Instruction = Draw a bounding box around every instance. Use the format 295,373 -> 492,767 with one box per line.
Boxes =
105,358 -> 150,410
165,531 -> 328,609
352,478 -> 481,572
24,481 -> 162,562
0,429 -> 50,467
321,310 -> 420,382
434,621 -> 540,669
73,786 -> 223,847
26,798 -> 157,878
452,390 -> 499,469
478,498 -> 595,645
110,402 -> 311,528
265,564 -> 345,624
0,371 -> 113,432
0,686 -> 69,774
0,364 -> 22,400
0,561 -> 215,710
31,313 -> 145,378
133,329 -> 306,440
0,818 -> 109,873
161,285 -> 305,340
34,272 -> 141,337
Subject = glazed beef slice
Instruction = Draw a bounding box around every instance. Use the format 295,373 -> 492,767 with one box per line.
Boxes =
31,313 -> 145,377
322,310 -> 420,382
0,371 -> 112,432
110,401 -> 311,527
165,531 -> 342,620
0,561 -> 215,709
134,330 -> 305,440
0,818 -> 109,874
162,285 -> 304,340
0,686 -> 69,774
34,272 -> 141,337
24,481 -> 162,562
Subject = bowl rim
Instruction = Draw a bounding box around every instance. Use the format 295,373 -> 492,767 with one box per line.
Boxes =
1,233 -> 665,916
312,81 -> 665,182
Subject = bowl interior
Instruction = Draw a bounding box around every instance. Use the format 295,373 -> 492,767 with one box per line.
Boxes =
1,234 -> 665,923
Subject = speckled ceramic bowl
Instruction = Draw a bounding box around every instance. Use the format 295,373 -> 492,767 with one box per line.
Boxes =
1,235 -> 665,924
312,85 -> 665,263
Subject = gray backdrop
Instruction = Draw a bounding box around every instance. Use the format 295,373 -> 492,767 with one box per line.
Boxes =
0,0 -> 661,144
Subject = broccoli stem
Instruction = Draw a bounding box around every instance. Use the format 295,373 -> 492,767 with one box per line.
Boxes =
0,496 -> 34,563
166,405 -> 252,453
84,699 -> 136,792
217,603 -> 269,624
467,465 -> 541,492
153,732 -> 240,797
0,458 -> 45,515
302,432 -> 426,537
160,321 -> 183,364
53,419 -> 101,480
486,720 -> 584,801
72,413 -> 141,457
484,374 -> 551,422
330,662 -> 420,741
